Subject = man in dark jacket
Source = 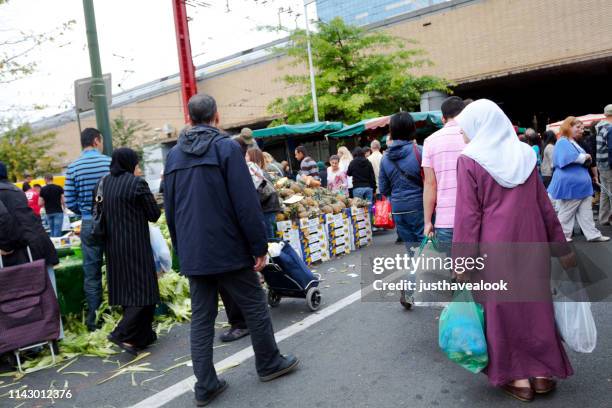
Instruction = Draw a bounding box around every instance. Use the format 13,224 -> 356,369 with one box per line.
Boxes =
164,94 -> 298,406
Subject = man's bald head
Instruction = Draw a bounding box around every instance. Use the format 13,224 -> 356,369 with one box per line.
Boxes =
188,94 -> 218,125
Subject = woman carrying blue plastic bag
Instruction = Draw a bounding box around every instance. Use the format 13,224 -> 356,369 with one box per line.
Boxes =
451,100 -> 574,402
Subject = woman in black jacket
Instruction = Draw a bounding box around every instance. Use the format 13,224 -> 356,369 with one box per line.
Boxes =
97,148 -> 161,355
347,147 -> 377,204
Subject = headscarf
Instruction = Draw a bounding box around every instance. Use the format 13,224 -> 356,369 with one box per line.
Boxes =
0,161 -> 7,180
110,147 -> 139,177
317,161 -> 325,172
455,99 -> 537,188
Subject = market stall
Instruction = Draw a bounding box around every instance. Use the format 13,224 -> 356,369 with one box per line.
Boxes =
273,177 -> 372,265
546,114 -> 606,134
326,111 -> 444,146
252,121 -> 344,171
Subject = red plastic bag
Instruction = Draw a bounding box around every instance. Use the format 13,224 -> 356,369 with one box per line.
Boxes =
374,197 -> 395,229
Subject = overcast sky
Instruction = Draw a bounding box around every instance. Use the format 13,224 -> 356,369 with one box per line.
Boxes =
0,0 -> 316,123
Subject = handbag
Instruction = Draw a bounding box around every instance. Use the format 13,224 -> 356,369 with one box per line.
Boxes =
91,176 -> 107,242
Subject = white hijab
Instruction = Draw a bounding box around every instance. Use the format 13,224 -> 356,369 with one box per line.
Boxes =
455,99 -> 536,188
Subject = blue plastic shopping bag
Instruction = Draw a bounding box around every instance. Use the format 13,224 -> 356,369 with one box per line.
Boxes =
438,289 -> 488,373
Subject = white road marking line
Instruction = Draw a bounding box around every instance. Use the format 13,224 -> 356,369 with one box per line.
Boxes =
130,270 -> 404,408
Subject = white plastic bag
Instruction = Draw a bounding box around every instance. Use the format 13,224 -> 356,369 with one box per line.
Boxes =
267,241 -> 285,258
62,212 -> 71,232
149,224 -> 172,273
553,301 -> 597,353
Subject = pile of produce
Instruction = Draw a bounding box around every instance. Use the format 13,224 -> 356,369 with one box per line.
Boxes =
274,178 -> 369,221
156,213 -> 172,250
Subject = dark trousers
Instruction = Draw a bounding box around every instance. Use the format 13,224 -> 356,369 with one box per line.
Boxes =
111,305 -> 157,348
189,269 -> 283,399
218,287 -> 246,329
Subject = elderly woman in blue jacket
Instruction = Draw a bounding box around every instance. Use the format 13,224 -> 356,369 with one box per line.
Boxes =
548,116 -> 609,242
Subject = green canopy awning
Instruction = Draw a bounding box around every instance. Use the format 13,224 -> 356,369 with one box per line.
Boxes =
326,111 -> 443,139
253,121 -> 344,139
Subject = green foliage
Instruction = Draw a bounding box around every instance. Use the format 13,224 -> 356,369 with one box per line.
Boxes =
110,114 -> 154,161
268,18 -> 450,124
0,122 -> 64,181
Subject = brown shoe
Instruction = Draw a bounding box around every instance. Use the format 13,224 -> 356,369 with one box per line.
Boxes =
530,377 -> 556,394
501,384 -> 534,402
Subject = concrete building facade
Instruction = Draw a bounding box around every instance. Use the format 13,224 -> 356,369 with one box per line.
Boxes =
37,0 -> 612,165
316,0 -> 451,26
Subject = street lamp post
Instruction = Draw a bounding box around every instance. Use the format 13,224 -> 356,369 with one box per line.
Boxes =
303,0 -> 319,122
82,0 -> 113,156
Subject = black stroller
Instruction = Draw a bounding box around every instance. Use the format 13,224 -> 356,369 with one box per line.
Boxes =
262,241 -> 322,311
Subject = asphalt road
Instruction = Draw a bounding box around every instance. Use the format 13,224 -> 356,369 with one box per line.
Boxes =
1,231 -> 610,408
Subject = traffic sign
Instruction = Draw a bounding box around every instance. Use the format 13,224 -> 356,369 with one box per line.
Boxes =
74,73 -> 112,113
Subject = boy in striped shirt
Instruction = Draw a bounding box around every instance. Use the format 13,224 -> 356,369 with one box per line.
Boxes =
65,128 -> 111,331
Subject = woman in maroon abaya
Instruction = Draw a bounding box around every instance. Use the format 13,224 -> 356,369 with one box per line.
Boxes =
453,99 -> 573,402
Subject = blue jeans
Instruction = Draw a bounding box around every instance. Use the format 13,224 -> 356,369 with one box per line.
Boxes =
353,187 -> 374,203
434,227 -> 454,256
80,218 -> 104,329
47,266 -> 64,339
264,212 -> 277,241
46,213 -> 64,237
394,209 -> 425,249
394,209 -> 425,297
353,187 -> 374,221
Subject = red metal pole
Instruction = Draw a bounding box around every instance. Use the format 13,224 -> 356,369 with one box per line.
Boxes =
172,0 -> 198,124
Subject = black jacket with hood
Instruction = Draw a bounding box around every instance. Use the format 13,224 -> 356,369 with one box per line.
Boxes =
163,125 -> 268,276
347,157 -> 377,190
0,180 -> 58,267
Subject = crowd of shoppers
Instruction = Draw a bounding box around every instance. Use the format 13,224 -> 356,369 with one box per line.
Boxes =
3,90 -> 611,405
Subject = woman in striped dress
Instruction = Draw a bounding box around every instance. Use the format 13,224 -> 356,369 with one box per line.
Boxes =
97,148 -> 161,355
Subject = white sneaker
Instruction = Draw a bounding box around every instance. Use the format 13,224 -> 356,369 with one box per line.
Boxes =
588,235 -> 610,242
